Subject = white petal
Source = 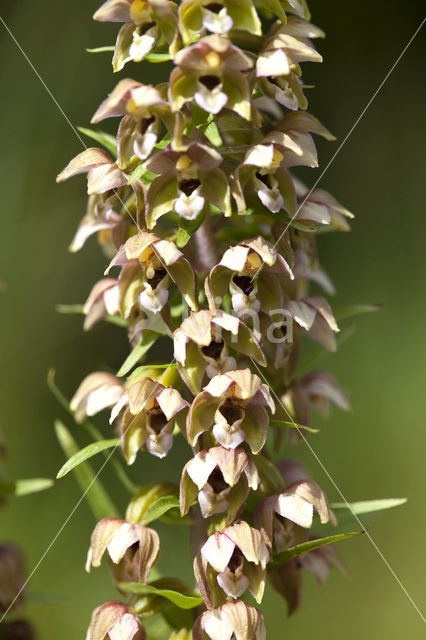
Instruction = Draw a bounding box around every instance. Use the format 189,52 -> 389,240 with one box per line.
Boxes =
256,49 -> 290,78
175,192 -> 205,219
107,523 -> 140,564
244,144 -> 274,169
213,311 -> 240,336
217,571 -> 249,599
202,8 -> 233,34
275,493 -> 314,528
146,431 -> 173,458
139,286 -> 169,313
86,384 -> 124,417
129,33 -> 156,61
213,422 -> 245,449
201,532 -> 235,572
195,86 -> 228,114
202,610 -> 233,640
258,184 -> 284,213
173,329 -> 188,364
203,373 -> 233,397
109,613 -> 140,640
198,487 -> 229,517
133,130 -> 157,160
186,454 -> 217,489
104,284 -> 120,315
110,393 -> 129,424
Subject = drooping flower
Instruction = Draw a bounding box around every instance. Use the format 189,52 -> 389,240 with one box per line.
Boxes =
256,17 -> 323,81
180,446 -> 259,521
70,372 -> 124,424
255,479 -> 336,554
94,0 -> 179,71
199,521 -> 269,603
231,130 -> 318,216
83,278 -> 120,330
145,142 -> 231,228
86,518 -> 160,584
69,190 -> 130,255
91,80 -> 172,168
282,295 -> 340,351
193,600 -> 265,640
295,188 -> 354,231
179,0 -> 261,43
169,35 -> 253,119
173,310 -> 266,394
86,601 -> 145,640
187,369 -> 274,453
56,148 -> 128,195
281,370 -> 349,429
205,236 -> 293,317
113,375 -> 188,461
105,229 -> 198,315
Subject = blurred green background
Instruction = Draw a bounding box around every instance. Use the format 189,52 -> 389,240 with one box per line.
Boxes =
0,1 -> 425,638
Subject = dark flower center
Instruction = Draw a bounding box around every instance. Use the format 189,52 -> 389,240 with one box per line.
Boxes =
233,275 -> 254,295
199,75 -> 221,91
148,268 -> 167,289
201,338 -> 224,360
228,547 -> 244,573
208,467 -> 229,493
255,172 -> 271,188
205,2 -> 224,13
140,21 -> 156,35
141,116 -> 155,134
148,410 -> 168,434
220,400 -> 244,425
179,179 -> 201,197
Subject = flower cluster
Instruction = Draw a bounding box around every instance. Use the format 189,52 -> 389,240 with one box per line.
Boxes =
57,0 -> 356,637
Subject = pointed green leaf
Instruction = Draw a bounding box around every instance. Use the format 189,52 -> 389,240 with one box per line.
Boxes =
176,212 -> 205,248
86,46 -> 115,53
126,483 -> 177,524
48,371 -> 138,494
117,331 -> 159,377
201,120 -> 222,147
270,419 -> 319,434
335,303 -> 382,322
140,494 -> 181,525
0,478 -> 54,498
54,420 -> 120,520
269,531 -> 363,570
331,498 -> 407,516
78,127 -> 117,156
57,439 -> 120,479
117,583 -> 203,609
